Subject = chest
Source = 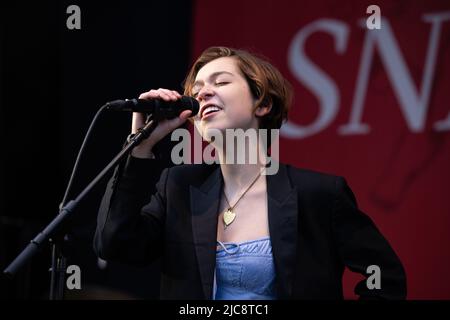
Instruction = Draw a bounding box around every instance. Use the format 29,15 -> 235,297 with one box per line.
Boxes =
216,182 -> 270,243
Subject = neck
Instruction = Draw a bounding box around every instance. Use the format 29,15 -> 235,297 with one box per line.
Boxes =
216,138 -> 268,192
220,163 -> 263,189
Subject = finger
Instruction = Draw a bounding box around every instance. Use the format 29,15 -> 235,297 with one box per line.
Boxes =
166,115 -> 188,131
179,110 -> 192,120
139,89 -> 180,101
139,89 -> 160,100
159,90 -> 174,101
157,92 -> 170,101
172,90 -> 182,99
159,88 -> 179,100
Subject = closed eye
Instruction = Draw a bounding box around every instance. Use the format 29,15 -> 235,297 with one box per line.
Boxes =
191,81 -> 230,98
215,81 -> 229,86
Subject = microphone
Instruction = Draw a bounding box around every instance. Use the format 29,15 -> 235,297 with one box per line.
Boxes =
106,96 -> 199,121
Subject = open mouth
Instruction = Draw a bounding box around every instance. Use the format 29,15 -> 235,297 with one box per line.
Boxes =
201,105 -> 222,120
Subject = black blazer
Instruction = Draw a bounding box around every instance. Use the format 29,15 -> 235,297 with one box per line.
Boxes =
94,156 -> 406,300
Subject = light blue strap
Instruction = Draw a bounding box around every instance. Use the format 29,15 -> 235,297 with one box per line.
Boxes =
216,241 -> 240,254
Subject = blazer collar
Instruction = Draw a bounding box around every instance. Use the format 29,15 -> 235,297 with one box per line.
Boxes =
190,163 -> 298,299
266,163 -> 298,298
190,165 -> 222,299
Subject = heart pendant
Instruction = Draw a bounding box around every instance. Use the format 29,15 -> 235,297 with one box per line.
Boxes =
223,209 -> 236,228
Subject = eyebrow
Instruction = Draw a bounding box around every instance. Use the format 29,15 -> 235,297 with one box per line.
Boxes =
192,71 -> 234,88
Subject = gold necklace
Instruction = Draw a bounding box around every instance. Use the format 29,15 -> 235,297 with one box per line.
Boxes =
222,167 -> 265,229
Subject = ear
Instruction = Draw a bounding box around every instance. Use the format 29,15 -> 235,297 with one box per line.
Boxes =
255,103 -> 272,117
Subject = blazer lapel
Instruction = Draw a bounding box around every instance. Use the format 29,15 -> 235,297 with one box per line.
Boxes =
190,165 -> 222,299
266,163 -> 298,298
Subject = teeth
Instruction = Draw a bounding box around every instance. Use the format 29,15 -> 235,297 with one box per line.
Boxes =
203,105 -> 221,117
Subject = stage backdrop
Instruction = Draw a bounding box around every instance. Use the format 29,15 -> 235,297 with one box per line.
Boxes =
192,0 -> 450,299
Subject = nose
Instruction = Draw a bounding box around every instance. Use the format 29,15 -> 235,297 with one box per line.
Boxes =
197,84 -> 215,102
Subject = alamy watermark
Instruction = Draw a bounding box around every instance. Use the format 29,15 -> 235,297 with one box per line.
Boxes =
66,264 -> 81,290
366,264 -> 381,290
366,5 -> 381,30
66,5 -> 81,30
170,128 -> 280,175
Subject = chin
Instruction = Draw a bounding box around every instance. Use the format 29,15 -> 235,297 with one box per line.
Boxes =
198,117 -> 255,140
202,126 -> 227,142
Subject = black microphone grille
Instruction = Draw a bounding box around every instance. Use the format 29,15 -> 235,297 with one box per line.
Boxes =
182,96 -> 200,115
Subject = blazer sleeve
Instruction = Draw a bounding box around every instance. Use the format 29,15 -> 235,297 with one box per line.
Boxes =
331,177 -> 407,299
94,155 -> 169,266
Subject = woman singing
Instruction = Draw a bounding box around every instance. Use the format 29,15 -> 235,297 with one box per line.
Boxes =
94,46 -> 406,300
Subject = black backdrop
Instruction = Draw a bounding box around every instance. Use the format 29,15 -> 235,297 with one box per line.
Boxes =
0,0 -> 193,299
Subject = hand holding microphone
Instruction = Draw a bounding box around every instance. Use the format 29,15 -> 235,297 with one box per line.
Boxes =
118,88 -> 198,159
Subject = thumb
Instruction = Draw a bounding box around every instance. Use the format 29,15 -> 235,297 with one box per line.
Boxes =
166,110 -> 192,131
179,110 -> 193,120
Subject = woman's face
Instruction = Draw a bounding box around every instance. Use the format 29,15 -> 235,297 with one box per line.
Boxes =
192,57 -> 260,140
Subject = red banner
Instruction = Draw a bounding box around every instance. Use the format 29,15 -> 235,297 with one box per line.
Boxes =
192,0 -> 450,299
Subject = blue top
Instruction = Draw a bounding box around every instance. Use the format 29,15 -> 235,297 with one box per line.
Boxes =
214,237 -> 277,300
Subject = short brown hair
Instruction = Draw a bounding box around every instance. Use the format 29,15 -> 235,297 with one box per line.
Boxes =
183,47 -> 293,130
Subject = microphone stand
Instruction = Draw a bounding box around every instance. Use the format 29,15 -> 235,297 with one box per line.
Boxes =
3,116 -> 158,299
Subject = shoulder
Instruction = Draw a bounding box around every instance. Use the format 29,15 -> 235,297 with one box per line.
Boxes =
165,163 -> 219,186
281,163 -> 350,199
285,163 -> 344,186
